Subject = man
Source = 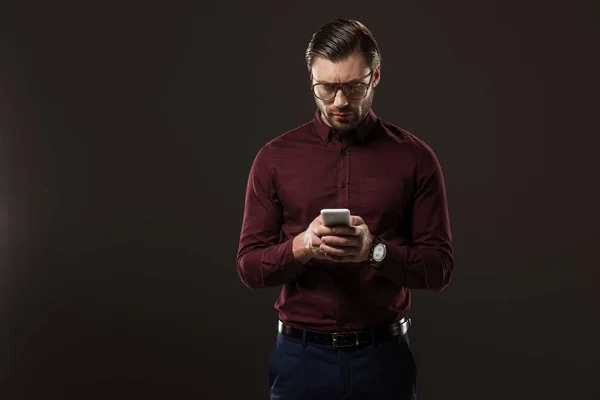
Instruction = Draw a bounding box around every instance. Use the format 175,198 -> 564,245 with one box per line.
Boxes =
236,18 -> 453,400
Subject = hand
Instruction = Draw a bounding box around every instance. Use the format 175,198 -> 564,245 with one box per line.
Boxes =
292,214 -> 335,264
313,215 -> 374,263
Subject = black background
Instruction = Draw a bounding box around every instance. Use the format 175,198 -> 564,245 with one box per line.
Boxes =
1,1 -> 599,399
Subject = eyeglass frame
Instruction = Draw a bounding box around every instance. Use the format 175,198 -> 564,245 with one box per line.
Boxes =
310,70 -> 374,101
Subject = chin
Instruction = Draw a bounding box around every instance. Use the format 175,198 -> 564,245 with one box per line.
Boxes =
332,118 -> 359,131
334,124 -> 357,133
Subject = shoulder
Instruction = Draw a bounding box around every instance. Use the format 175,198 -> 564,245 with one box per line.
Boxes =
256,119 -> 314,156
266,120 -> 314,149
377,117 -> 440,168
252,119 -> 313,165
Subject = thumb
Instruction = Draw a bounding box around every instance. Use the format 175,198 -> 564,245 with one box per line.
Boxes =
350,215 -> 364,226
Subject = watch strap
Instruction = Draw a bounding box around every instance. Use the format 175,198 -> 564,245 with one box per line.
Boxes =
368,235 -> 384,264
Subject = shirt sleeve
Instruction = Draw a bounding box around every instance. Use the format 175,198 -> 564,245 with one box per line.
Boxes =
236,145 -> 307,289
374,144 -> 454,291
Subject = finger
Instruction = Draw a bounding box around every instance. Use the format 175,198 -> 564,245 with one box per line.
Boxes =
310,231 -> 323,246
321,235 -> 359,247
320,243 -> 359,257
314,225 -> 335,237
330,226 -> 360,236
319,243 -> 346,256
350,215 -> 365,226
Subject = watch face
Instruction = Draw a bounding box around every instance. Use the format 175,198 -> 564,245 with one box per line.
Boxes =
373,243 -> 386,262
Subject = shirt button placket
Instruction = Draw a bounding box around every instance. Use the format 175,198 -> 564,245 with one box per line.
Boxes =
338,148 -> 348,208
339,147 -> 349,208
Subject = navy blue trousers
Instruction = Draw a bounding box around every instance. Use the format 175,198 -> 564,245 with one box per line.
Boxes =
268,331 -> 417,399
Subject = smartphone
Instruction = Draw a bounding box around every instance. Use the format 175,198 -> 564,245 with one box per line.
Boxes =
320,208 -> 351,227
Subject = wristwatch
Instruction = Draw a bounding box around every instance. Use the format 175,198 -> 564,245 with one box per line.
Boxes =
368,236 -> 387,267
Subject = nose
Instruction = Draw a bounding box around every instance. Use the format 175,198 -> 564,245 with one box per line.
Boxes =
333,88 -> 349,108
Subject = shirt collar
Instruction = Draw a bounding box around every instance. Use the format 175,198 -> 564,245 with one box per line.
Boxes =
311,108 -> 379,144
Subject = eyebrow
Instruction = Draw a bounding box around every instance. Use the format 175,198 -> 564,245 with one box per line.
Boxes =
314,72 -> 371,85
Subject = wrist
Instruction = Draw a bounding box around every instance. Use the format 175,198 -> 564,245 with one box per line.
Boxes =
293,232 -> 312,265
367,232 -> 375,249
360,232 -> 375,261
368,235 -> 387,267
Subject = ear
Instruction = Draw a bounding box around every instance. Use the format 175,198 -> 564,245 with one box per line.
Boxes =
372,64 -> 381,87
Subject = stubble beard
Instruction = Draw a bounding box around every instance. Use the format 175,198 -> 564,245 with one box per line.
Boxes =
317,91 -> 374,133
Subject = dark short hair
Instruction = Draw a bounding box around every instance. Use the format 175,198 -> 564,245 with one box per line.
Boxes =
305,19 -> 381,72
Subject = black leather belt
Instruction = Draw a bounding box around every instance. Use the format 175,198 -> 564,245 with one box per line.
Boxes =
278,317 -> 411,348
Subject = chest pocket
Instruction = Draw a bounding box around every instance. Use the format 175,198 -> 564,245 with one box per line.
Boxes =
357,176 -> 410,228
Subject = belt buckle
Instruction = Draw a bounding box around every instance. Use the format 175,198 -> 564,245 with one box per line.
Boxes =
332,332 -> 359,348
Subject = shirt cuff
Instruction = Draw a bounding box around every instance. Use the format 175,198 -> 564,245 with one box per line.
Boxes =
374,239 -> 406,286
261,238 -> 308,278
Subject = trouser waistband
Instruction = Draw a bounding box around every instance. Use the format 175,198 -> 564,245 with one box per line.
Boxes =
278,317 -> 411,348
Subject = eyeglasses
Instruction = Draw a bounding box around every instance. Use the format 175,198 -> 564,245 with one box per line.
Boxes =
311,71 -> 374,101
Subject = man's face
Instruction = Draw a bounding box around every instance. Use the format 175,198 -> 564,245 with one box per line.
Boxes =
310,52 -> 380,133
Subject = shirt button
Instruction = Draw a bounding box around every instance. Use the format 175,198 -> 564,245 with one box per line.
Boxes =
340,182 -> 346,188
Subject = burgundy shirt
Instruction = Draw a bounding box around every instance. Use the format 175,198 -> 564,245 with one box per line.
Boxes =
236,109 -> 453,332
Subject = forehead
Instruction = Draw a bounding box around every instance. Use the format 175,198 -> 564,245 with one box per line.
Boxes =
311,53 -> 370,83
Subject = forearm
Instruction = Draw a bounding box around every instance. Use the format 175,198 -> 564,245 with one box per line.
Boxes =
376,240 -> 454,291
373,143 -> 454,291
236,237 -> 308,289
